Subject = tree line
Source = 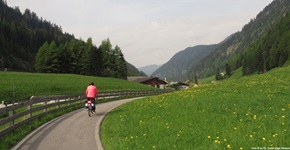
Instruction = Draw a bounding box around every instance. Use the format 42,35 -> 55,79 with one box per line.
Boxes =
35,38 -> 127,79
242,12 -> 290,75
0,0 -> 127,79
0,0 -> 74,70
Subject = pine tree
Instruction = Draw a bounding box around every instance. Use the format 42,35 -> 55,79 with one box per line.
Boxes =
114,45 -> 127,79
74,39 -> 85,74
46,40 -> 60,73
35,41 -> 49,72
99,38 -> 114,77
58,42 -> 75,73
225,63 -> 231,77
194,74 -> 198,85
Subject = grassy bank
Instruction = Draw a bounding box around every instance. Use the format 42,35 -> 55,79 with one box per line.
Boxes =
0,72 -> 155,102
101,66 -> 290,149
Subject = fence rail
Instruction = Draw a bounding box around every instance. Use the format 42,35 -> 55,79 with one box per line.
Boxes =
0,90 -> 171,137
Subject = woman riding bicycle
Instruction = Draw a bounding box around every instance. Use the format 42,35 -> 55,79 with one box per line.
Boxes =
86,82 -> 98,112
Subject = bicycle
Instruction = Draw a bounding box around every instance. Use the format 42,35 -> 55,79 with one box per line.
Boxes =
86,100 -> 94,117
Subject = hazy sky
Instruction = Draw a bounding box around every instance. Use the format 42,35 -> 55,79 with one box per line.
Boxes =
6,0 -> 273,68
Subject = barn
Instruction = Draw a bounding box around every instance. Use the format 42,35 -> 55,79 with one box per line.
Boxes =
128,77 -> 167,89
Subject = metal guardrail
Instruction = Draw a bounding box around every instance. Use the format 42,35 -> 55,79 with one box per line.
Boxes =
0,90 -> 172,137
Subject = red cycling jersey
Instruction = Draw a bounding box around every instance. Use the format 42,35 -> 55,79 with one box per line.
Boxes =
86,85 -> 98,98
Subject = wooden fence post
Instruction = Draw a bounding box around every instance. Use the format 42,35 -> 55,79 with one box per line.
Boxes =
27,100 -> 32,118
43,101 -> 47,113
9,110 -> 14,126
56,99 -> 60,108
68,98 -> 71,106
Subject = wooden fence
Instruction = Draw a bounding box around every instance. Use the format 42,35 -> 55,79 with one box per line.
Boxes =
0,90 -> 171,137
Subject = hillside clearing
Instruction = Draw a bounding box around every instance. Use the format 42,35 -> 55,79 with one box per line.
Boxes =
101,66 -> 290,149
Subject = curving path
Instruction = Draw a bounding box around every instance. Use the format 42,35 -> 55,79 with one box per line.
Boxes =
12,97 -> 143,150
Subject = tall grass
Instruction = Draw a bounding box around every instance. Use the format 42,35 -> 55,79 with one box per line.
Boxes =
0,72 -> 155,102
101,66 -> 290,149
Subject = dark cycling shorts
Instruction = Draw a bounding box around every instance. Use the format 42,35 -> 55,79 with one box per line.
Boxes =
87,97 -> 96,110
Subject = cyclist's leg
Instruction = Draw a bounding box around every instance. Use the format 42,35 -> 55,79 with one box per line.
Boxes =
92,98 -> 96,112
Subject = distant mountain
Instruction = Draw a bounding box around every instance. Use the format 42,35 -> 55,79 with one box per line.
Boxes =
152,44 -> 217,81
153,0 -> 290,81
139,64 -> 161,76
127,62 -> 147,76
188,0 -> 290,78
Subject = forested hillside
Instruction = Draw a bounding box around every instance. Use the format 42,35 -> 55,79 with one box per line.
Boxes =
0,0 -> 73,71
127,62 -> 147,76
155,0 -> 290,81
188,0 -> 290,79
152,44 -> 217,81
242,12 -> 290,75
0,0 -> 142,79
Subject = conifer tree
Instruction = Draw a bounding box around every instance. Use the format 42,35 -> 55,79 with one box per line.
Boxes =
35,41 -> 49,72
114,45 -> 127,79
225,63 -> 231,77
45,40 -> 60,73
99,38 -> 114,77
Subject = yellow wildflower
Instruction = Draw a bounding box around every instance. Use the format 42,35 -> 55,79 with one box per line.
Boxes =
215,140 -> 221,144
227,144 -> 231,149
208,136 -> 211,139
254,115 -> 257,120
262,137 -> 266,141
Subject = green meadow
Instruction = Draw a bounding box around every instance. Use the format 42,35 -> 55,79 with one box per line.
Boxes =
101,66 -> 290,149
0,72 -> 155,102
0,72 -> 156,149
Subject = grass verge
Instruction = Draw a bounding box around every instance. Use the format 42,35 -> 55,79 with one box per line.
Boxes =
0,72 -> 156,102
101,66 -> 290,149
0,95 -> 141,150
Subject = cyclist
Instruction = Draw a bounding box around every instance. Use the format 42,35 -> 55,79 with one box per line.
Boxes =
86,82 -> 98,112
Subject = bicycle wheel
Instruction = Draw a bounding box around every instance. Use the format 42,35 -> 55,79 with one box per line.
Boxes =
88,106 -> 92,117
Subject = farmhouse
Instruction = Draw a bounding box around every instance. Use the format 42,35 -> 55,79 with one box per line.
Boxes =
128,76 -> 167,89
169,81 -> 189,90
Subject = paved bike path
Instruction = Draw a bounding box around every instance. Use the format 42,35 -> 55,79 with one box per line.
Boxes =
12,97 -> 143,150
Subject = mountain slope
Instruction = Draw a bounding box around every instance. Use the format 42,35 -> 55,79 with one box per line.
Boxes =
139,64 -> 160,76
127,62 -> 147,76
188,0 -> 290,78
155,0 -> 290,81
242,12 -> 290,75
152,44 -> 217,81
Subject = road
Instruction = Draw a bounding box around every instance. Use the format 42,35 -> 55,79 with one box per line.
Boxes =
11,97 -> 143,150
